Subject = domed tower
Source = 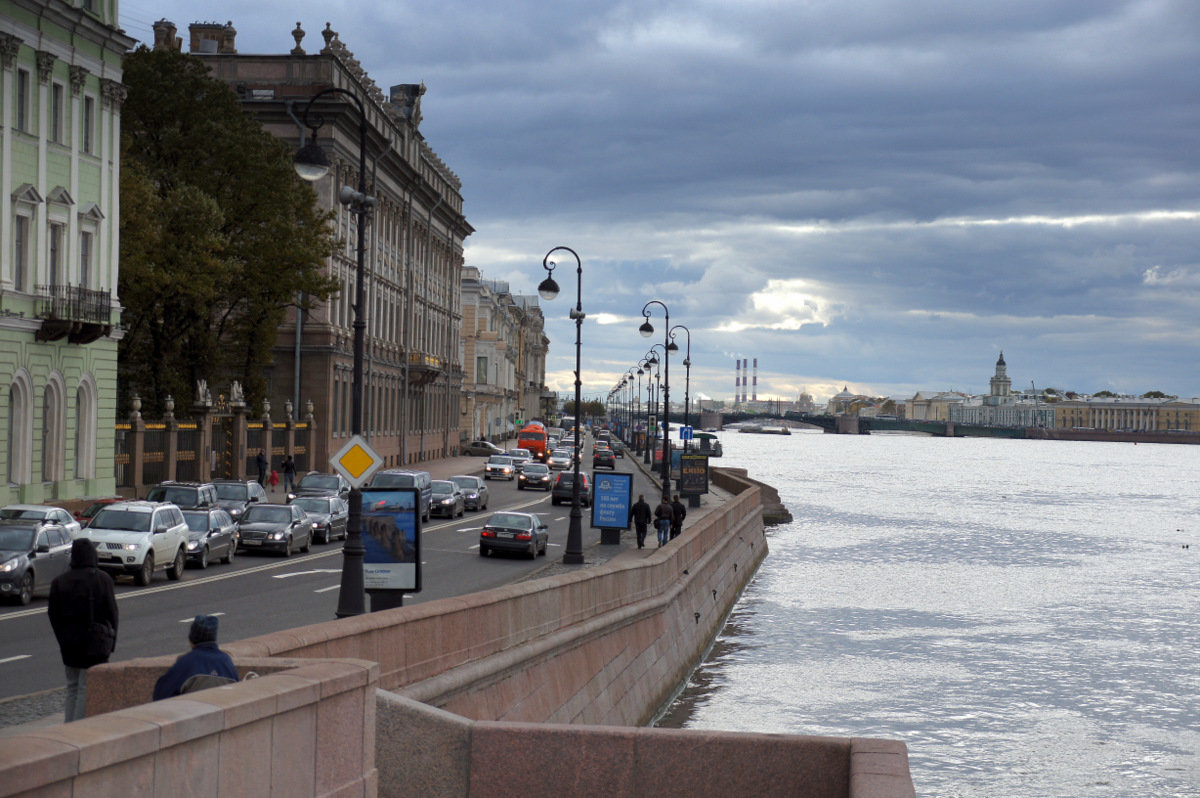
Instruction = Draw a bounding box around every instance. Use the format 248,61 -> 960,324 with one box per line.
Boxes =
986,352 -> 1012,406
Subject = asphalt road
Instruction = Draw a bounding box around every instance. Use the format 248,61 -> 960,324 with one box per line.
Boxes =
0,446 -> 656,702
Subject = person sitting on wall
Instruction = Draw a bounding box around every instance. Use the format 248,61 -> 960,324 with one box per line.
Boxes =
153,615 -> 240,700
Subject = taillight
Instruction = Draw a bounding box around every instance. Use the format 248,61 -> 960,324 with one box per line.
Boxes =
515,532 -> 532,541
481,529 -> 496,538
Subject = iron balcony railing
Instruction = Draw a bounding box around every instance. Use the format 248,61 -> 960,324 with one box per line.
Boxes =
35,284 -> 112,324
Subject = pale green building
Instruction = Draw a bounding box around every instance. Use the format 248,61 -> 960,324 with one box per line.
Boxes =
1,0 -> 132,504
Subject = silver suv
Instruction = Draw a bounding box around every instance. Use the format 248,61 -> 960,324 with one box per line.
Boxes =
85,501 -> 189,586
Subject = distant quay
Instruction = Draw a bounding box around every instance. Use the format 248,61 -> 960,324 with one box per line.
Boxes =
789,413 -> 1200,444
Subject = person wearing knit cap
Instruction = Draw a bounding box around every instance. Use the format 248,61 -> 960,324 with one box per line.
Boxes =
152,614 -> 239,700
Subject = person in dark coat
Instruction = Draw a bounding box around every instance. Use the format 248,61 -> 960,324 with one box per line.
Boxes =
654,497 -> 673,547
153,615 -> 239,700
48,538 -> 118,722
670,494 -> 687,540
282,455 -> 297,494
255,449 -> 269,485
630,494 -> 652,549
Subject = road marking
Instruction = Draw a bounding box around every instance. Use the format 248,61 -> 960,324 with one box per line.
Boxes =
273,569 -> 342,579
314,585 -> 340,593
178,611 -> 226,623
0,655 -> 31,665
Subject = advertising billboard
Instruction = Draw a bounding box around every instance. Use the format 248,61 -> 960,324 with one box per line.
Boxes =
590,471 -> 633,530
679,453 -> 710,496
360,487 -> 421,593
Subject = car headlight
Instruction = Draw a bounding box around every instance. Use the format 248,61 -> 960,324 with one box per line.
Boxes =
122,543 -> 141,551
0,558 -> 18,572
270,532 -> 287,540
187,542 -> 199,550
440,498 -> 453,505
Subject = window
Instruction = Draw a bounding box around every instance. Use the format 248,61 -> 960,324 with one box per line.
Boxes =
79,231 -> 92,287
51,83 -> 64,143
82,96 -> 95,154
48,223 -> 64,287
13,216 -> 30,292
477,356 -> 488,384
16,69 -> 29,131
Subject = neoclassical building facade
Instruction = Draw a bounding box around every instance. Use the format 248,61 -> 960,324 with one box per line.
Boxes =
1,0 -> 132,504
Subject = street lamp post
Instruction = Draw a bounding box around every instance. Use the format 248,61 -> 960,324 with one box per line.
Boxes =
640,302 -> 672,503
635,364 -> 645,456
669,324 -> 691,449
641,354 -> 656,465
537,246 -> 585,565
293,88 -> 375,618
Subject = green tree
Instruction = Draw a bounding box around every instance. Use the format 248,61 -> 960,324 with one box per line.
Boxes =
1094,390 -> 1117,398
1141,390 -> 1171,399
118,46 -> 339,414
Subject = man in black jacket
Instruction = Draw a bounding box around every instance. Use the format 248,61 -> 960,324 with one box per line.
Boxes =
629,494 -> 652,549
48,538 -> 118,722
670,494 -> 687,540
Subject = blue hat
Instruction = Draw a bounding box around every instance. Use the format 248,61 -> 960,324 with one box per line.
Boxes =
188,615 -> 219,645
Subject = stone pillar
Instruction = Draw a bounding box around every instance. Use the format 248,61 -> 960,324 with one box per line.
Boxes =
191,399 -> 214,481
284,400 -> 296,459
306,400 -> 325,474
231,400 -> 248,480
262,398 -> 274,473
164,396 -> 178,481
129,396 -> 146,498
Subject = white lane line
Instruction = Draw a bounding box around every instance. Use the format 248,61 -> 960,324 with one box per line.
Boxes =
314,585 -> 340,593
273,569 -> 341,579
0,655 -> 31,665
178,611 -> 226,623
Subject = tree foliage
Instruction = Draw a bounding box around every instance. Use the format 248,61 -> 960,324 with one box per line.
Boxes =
118,47 -> 339,415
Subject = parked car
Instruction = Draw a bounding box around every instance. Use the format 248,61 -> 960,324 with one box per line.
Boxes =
212,479 -> 268,522
236,503 -> 312,556
145,481 -> 219,510
74,498 -> 122,528
484,455 -> 516,481
551,472 -> 592,506
517,462 -> 553,491
462,440 -> 504,457
85,501 -> 189,586
547,449 -> 573,470
369,470 -> 433,522
288,495 -> 348,544
592,448 -> 616,469
290,472 -> 350,500
430,480 -> 466,518
181,508 -> 238,568
0,520 -> 72,604
449,475 -> 489,511
478,511 -> 549,559
0,504 -> 83,539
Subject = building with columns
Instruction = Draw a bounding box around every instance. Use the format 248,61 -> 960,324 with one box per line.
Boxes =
949,352 -> 1055,427
1,0 -> 133,504
156,19 -> 472,468
1053,395 -> 1200,432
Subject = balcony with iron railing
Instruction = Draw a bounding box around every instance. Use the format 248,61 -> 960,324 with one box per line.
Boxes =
34,284 -> 113,344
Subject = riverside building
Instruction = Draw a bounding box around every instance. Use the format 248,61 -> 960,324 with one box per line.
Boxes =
0,0 -> 134,505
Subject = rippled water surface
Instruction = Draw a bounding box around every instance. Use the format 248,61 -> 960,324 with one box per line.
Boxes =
659,431 -> 1200,797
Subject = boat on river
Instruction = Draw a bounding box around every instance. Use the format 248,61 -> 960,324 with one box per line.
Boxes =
691,431 -> 723,456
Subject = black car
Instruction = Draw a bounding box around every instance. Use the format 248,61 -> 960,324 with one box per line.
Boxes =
237,503 -> 312,556
517,463 -> 553,491
145,481 -> 219,510
592,448 -> 616,469
551,472 -> 592,506
182,508 -> 238,568
450,475 -> 489,511
212,479 -> 268,522
0,520 -> 72,604
288,495 -> 348,544
290,471 -> 350,500
479,511 -> 548,559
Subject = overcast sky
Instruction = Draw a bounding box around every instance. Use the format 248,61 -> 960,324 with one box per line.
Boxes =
121,1 -> 1200,405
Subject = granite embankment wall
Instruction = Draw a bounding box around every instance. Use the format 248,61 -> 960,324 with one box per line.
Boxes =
1,468 -> 916,797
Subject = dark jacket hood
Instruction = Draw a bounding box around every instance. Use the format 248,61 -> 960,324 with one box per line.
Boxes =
70,538 -> 98,568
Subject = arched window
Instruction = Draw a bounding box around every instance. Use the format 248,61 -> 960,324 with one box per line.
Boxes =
7,371 -> 34,486
75,376 -> 98,480
42,373 -> 66,483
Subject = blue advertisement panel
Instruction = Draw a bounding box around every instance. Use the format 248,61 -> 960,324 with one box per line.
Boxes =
591,471 -> 633,529
361,487 -> 421,592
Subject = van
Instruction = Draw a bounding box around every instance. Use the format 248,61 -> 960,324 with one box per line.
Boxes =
368,469 -> 433,522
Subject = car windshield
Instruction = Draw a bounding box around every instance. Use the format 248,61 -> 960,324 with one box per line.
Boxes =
486,513 -> 532,531
450,477 -> 478,490
551,450 -> 570,457
0,527 -> 36,550
431,481 -> 455,496
291,498 -> 331,514
82,502 -> 112,517
243,506 -> 291,524
146,486 -> 197,505
0,508 -> 47,521
371,473 -> 415,488
215,484 -> 249,500
182,512 -> 210,532
90,509 -> 152,532
523,464 -> 549,475
297,474 -> 340,491
487,456 -> 512,465
508,450 -> 530,458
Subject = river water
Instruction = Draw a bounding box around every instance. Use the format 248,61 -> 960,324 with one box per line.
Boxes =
657,429 -> 1200,797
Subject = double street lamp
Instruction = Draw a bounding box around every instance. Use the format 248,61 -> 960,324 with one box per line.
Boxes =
538,246 -> 585,565
669,324 -> 691,449
293,88 -> 375,617
640,301 -> 672,503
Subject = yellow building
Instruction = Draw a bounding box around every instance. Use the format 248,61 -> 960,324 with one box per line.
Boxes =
1053,397 -> 1200,431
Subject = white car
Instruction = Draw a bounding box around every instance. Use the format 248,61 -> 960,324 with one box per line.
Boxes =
85,501 -> 189,586
484,455 -> 516,481
0,504 -> 83,540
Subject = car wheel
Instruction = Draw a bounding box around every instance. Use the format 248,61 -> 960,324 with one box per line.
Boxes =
479,544 -> 488,557
527,541 -> 538,560
196,546 -> 209,570
457,505 -> 464,518
135,553 -> 154,586
167,549 -> 185,581
300,532 -> 311,553
222,540 -> 236,564
283,536 -> 292,557
17,572 -> 33,605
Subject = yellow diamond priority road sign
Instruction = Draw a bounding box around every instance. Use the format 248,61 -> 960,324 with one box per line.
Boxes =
331,435 -> 384,488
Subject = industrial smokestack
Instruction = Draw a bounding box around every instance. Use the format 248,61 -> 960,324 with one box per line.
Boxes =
753,358 -> 758,402
734,359 -> 740,403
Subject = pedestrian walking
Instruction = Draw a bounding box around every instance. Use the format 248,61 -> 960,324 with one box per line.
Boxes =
670,494 -> 687,540
282,455 -> 297,494
630,494 -> 652,549
654,497 -> 673,547
153,615 -> 240,700
48,539 -> 118,722
255,449 -> 268,485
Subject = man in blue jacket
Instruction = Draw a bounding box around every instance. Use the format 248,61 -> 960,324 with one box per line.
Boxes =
153,614 -> 239,700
